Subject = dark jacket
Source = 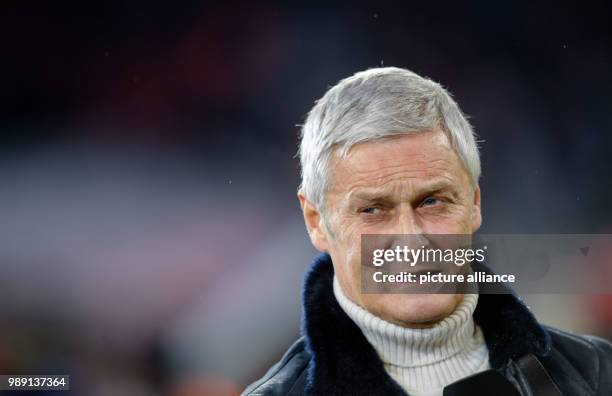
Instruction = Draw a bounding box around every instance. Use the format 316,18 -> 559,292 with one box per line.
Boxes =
243,253 -> 612,395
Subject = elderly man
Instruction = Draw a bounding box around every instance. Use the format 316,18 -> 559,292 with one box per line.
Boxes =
243,68 -> 612,395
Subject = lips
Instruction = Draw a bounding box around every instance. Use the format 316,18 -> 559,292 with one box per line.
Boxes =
411,269 -> 442,277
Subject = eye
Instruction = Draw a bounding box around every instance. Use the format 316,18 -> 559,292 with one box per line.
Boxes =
421,197 -> 441,207
361,207 -> 382,215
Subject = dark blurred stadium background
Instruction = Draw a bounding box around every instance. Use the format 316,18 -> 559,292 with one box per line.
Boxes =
1,2 -> 612,395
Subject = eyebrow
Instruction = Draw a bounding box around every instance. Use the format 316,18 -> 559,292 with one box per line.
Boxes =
349,179 -> 457,202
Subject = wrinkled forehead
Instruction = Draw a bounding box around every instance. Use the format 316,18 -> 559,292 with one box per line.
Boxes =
326,129 -> 470,196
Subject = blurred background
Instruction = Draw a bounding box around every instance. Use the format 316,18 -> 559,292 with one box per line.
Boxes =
2,1 -> 612,395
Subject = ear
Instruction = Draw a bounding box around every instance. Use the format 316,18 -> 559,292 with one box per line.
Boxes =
471,185 -> 482,232
298,192 -> 330,253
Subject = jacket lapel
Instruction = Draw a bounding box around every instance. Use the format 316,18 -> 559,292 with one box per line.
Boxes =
302,253 -> 407,395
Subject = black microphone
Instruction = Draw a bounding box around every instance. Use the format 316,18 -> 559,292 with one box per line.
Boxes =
443,369 -> 521,396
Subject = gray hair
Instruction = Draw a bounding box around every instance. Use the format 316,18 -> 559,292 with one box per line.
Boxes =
298,67 -> 481,209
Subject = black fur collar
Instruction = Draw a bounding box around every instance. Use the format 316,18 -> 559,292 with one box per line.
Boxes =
301,253 -> 551,395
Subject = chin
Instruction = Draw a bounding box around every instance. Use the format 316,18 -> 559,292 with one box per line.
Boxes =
366,293 -> 462,327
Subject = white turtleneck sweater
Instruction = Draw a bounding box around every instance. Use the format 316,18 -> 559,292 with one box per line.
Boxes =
333,277 -> 490,396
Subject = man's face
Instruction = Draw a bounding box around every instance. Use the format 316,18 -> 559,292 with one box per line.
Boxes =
299,129 -> 481,327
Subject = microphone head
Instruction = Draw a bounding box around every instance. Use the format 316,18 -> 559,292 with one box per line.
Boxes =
443,369 -> 521,396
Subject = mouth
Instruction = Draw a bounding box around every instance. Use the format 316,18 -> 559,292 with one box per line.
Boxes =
411,269 -> 442,277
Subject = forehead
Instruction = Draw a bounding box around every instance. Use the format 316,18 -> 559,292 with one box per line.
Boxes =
329,129 -> 467,192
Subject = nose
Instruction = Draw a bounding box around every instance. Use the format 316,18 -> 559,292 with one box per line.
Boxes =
396,204 -> 423,235
387,204 -> 428,250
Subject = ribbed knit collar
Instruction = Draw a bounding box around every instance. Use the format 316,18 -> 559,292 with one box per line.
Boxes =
333,276 -> 489,393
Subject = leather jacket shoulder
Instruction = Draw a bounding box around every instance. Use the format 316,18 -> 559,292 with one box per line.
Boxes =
540,326 -> 612,394
242,337 -> 309,396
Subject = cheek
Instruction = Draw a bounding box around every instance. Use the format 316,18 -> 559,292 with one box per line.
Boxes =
329,244 -> 363,303
338,231 -> 362,277
328,210 -> 363,248
422,205 -> 474,233
327,221 -> 364,294
451,208 -> 475,233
